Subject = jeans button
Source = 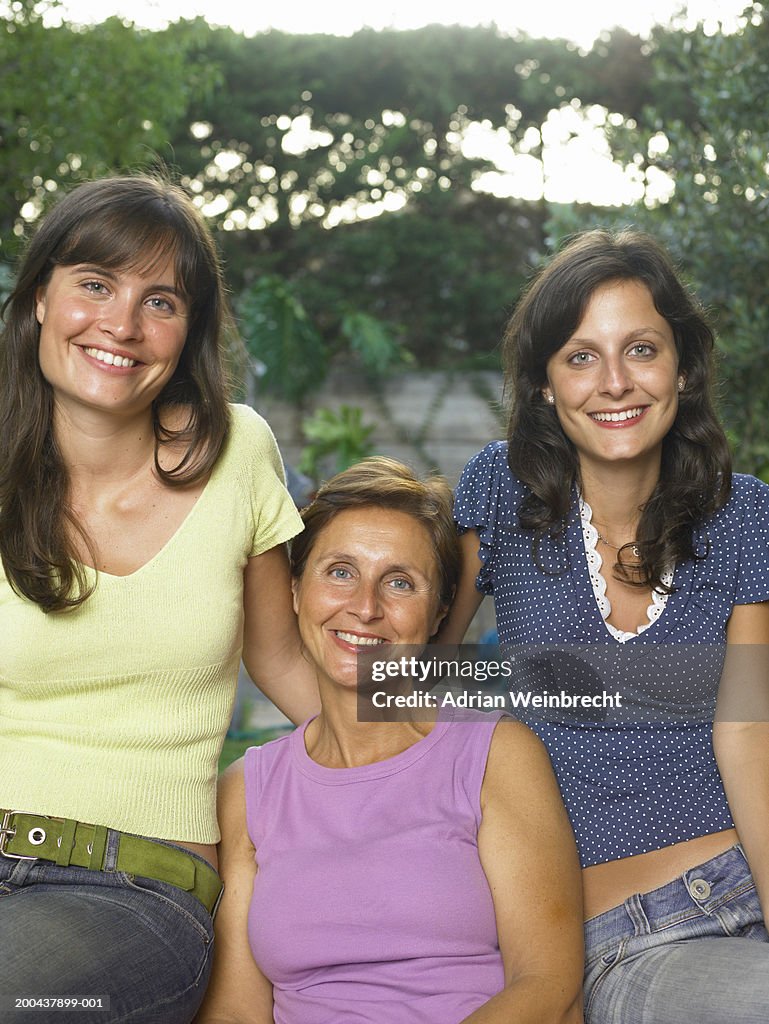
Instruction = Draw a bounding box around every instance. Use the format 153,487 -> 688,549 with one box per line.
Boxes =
689,877 -> 711,900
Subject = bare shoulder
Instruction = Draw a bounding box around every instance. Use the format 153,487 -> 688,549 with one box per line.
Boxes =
727,599 -> 769,643
482,717 -> 561,809
486,716 -> 552,773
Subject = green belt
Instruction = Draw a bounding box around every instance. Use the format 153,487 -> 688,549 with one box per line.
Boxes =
0,810 -> 223,916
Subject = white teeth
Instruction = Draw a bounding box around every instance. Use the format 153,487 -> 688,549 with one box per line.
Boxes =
84,347 -> 137,368
590,407 -> 644,423
335,631 -> 385,646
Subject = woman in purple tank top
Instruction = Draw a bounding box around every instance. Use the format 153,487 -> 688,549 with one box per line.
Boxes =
198,458 -> 583,1024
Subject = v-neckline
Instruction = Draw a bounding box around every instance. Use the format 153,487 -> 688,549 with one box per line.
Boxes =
80,453 -> 220,584
565,491 -> 693,645
576,495 -> 672,643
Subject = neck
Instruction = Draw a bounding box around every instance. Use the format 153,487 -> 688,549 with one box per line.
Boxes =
306,683 -> 434,769
53,403 -> 157,489
579,458 -> 660,536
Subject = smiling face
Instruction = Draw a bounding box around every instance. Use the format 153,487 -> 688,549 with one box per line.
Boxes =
291,506 -> 446,691
35,257 -> 189,421
543,278 -> 680,477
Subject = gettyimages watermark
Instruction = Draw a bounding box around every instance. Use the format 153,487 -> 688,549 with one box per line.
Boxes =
355,643 -> 769,724
366,653 -> 622,711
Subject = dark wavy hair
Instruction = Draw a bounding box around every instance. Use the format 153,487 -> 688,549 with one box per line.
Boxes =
502,228 -> 732,591
0,173 -> 232,612
291,457 -> 460,615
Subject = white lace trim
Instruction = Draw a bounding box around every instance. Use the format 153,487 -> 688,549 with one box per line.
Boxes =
579,497 -> 674,644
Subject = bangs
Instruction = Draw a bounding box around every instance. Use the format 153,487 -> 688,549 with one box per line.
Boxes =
50,208 -> 194,301
15,175 -> 224,372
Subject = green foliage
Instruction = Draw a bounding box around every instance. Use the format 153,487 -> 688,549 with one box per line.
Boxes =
288,189 -> 542,367
0,261 -> 13,306
298,405 -> 375,482
159,21 -> 649,366
340,310 -> 413,377
645,8 -> 769,477
237,275 -> 329,403
0,9 -> 217,256
163,21 -> 652,242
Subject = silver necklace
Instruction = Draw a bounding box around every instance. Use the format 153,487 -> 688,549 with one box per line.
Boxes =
595,530 -> 640,559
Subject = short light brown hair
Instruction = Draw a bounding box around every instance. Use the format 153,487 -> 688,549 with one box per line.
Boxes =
290,457 -> 460,609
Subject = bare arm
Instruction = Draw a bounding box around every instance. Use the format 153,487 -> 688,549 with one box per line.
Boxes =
461,719 -> 584,1024
435,530 -> 485,645
714,600 -> 769,922
241,544 -> 320,725
195,761 -> 275,1024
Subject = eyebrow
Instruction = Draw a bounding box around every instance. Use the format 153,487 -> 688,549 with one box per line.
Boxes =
564,326 -> 669,346
319,552 -> 429,578
70,264 -> 183,297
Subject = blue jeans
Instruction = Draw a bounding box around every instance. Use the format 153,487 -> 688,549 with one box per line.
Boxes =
0,832 -> 216,1023
584,845 -> 769,1024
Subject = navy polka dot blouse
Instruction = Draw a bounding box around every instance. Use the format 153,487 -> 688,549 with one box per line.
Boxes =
454,441 -> 769,867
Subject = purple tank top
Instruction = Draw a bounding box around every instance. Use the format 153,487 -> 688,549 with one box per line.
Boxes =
244,712 -> 506,1023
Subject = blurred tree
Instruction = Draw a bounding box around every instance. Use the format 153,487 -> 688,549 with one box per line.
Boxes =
293,188 -> 543,366
160,23 -> 653,366
340,310 -> 413,378
237,275 -> 328,403
237,272 -> 411,403
0,4 -> 216,257
164,23 -> 652,255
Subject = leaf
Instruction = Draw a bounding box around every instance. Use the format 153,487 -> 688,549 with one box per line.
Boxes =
298,404 -> 375,480
237,275 -> 328,403
341,310 -> 413,375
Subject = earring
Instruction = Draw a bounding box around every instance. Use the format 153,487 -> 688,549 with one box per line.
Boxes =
546,393 -> 555,405
677,377 -> 685,392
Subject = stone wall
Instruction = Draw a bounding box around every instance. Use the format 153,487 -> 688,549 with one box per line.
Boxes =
253,365 -> 506,487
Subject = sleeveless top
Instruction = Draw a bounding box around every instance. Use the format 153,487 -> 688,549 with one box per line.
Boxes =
454,440 -> 769,866
244,712 -> 506,1023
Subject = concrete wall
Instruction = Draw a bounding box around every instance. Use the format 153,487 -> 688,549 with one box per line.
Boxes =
253,365 -> 506,486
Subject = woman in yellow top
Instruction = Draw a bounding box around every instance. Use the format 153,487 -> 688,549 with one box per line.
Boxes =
0,174 -> 318,1023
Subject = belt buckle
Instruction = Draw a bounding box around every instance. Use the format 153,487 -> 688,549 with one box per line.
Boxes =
0,810 -> 40,860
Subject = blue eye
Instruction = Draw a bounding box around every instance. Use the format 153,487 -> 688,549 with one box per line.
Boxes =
568,351 -> 594,365
83,280 -> 109,295
389,577 -> 412,590
330,567 -> 352,580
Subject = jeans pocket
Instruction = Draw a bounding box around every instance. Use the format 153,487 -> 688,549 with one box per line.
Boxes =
585,938 -> 627,1021
118,871 -> 213,949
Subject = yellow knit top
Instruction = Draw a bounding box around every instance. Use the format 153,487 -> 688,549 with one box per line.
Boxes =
0,404 -> 303,843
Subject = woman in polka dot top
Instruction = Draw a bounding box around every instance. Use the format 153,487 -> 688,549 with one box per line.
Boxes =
444,229 -> 769,1023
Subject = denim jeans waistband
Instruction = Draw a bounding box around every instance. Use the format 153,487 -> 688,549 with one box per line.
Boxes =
585,844 -> 750,956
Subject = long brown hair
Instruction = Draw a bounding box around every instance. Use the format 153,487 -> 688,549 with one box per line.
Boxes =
503,229 -> 732,591
0,174 -> 232,612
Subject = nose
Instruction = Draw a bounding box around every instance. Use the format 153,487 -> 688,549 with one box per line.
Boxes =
99,295 -> 144,342
598,354 -> 632,397
348,578 -> 383,622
